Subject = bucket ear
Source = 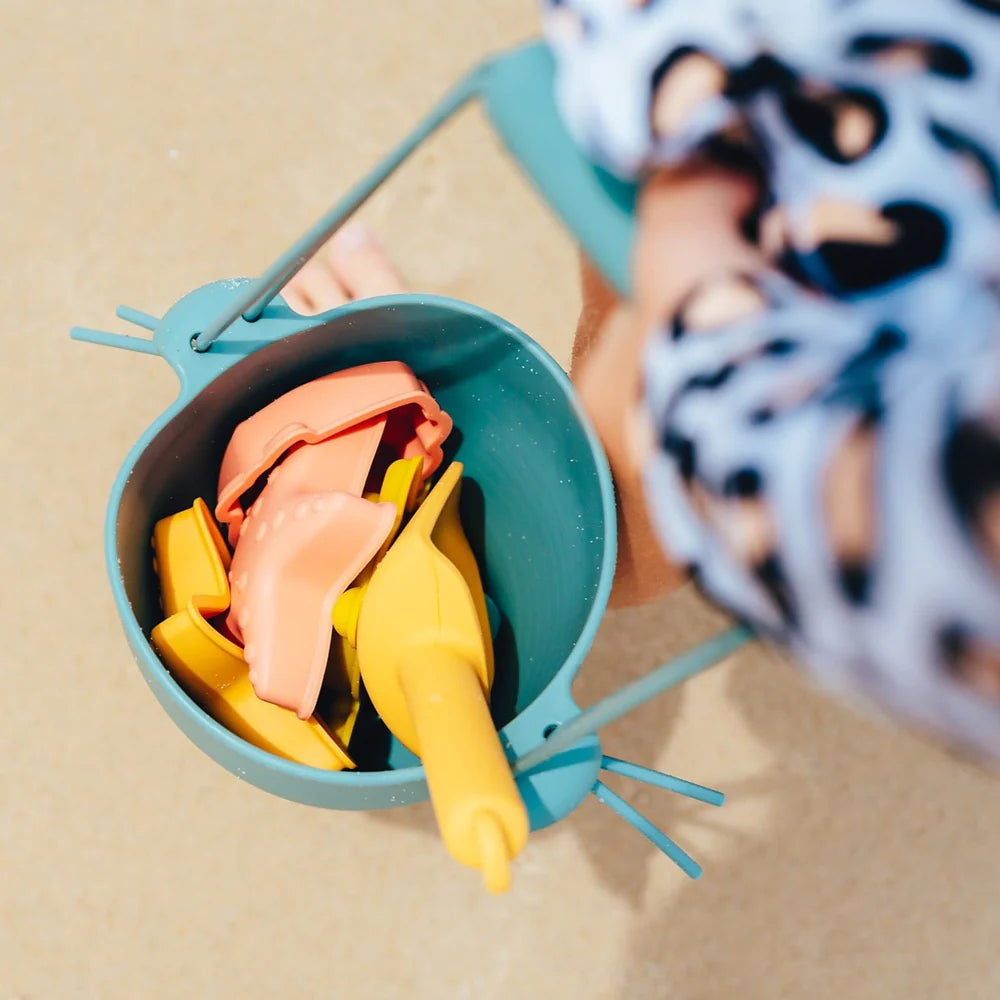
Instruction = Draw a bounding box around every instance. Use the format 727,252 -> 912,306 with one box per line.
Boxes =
71,305 -> 163,354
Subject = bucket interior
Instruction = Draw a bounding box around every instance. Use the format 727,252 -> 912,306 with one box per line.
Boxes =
115,299 -> 611,770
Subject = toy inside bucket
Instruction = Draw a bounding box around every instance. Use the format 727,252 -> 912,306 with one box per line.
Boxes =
72,40 -> 752,892
109,287 -> 615,788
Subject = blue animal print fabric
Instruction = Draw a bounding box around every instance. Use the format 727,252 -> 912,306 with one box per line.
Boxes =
543,0 -> 1000,759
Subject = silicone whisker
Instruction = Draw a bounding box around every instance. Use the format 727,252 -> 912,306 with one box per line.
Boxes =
600,757 -> 725,807
116,305 -> 160,331
70,327 -> 159,356
592,781 -> 702,879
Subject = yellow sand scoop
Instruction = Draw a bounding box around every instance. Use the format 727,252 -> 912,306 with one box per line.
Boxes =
345,462 -> 529,893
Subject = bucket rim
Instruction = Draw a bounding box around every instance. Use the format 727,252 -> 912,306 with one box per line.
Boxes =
105,286 -> 618,788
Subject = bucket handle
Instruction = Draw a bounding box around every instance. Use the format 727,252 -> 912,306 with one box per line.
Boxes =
513,624 -> 751,777
190,41 -> 636,352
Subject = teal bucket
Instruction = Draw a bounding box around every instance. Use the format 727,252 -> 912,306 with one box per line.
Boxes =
107,283 -> 615,828
74,40 -> 751,878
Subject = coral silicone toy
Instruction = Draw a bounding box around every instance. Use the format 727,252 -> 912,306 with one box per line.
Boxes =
224,418 -> 388,644
231,491 -> 397,719
215,361 -> 452,546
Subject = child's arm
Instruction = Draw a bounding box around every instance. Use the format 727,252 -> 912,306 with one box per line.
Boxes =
572,164 -> 762,608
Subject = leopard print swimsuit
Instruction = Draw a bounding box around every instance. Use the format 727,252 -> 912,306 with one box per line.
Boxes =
543,0 -> 1000,759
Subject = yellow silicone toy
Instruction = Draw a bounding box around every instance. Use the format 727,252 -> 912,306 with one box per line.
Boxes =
328,456 -> 425,723
149,499 -> 354,770
152,497 -> 231,619
333,455 -> 425,647
351,461 -> 529,893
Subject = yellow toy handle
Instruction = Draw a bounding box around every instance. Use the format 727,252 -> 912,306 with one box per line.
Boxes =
398,645 -> 529,894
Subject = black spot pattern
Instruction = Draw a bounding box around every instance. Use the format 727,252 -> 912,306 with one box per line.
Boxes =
841,325 -> 908,373
723,466 -> 763,497
724,54 -> 797,100
942,416 -> 1000,541
823,324 -> 906,414
960,0 -> 1000,15
740,202 -> 765,244
661,430 -> 697,480
762,337 -> 798,356
837,559 -> 872,605
930,121 -> 1000,208
812,201 -> 950,294
939,622 -> 970,673
670,311 -> 687,341
683,363 -> 737,391
755,553 -> 798,626
545,0 -> 1000,758
846,34 -> 974,80
699,124 -> 770,182
775,245 -> 819,289
780,85 -> 888,164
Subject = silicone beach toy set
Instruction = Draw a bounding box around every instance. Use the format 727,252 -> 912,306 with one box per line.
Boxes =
72,42 -> 752,893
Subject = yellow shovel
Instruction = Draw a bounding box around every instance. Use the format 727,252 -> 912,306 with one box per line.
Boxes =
342,461 -> 529,893
150,498 -> 354,770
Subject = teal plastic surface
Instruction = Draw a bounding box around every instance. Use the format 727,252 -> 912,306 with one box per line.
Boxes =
72,38 -> 752,878
481,43 -> 636,297
95,284 -> 615,823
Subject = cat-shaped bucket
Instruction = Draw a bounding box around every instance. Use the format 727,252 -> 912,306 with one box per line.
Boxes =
73,42 -> 752,885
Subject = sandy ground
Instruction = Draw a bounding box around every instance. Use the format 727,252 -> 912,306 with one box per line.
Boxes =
4,2 -> 999,997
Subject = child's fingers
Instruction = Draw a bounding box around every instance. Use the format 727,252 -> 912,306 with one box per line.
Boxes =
282,257 -> 349,315
279,284 -> 312,314
326,221 -> 406,298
